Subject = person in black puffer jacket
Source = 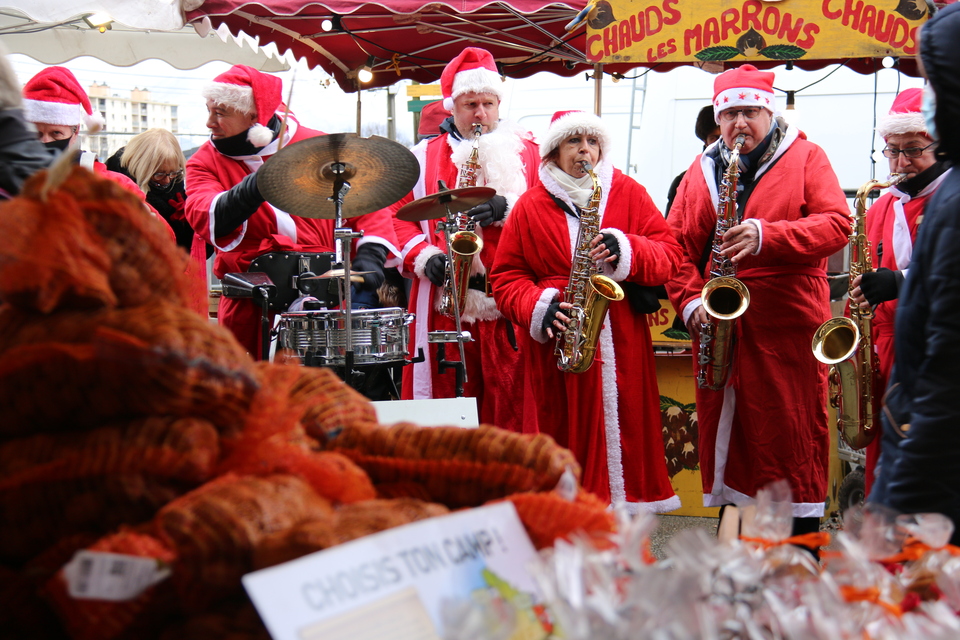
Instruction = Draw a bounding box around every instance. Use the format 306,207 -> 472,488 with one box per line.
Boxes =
868,2 -> 960,545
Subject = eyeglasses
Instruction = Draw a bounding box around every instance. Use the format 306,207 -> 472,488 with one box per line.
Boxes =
719,107 -> 763,122
881,142 -> 936,159
151,170 -> 184,182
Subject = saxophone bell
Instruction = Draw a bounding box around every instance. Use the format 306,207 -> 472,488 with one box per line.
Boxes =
697,134 -> 750,390
810,172 -> 904,449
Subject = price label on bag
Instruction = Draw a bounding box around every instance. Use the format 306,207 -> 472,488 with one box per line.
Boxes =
63,551 -> 171,601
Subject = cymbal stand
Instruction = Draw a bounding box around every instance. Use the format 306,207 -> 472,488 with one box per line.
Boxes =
431,187 -> 472,396
329,163 -> 363,379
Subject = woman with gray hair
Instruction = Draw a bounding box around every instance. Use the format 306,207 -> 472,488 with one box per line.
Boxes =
0,42 -> 51,198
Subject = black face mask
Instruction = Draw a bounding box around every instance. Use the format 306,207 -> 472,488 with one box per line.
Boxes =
43,138 -> 72,155
211,114 -> 281,157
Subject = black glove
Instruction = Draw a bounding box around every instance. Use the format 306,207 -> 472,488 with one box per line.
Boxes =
425,253 -> 449,287
597,232 -> 621,267
213,172 -> 265,237
351,243 -> 388,291
467,195 -> 508,227
542,301 -> 566,334
860,267 -> 903,306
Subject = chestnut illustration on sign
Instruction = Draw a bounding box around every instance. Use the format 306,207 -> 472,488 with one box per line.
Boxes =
737,28 -> 767,57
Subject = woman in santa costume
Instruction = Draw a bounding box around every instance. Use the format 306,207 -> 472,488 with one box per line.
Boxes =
849,87 -> 950,494
490,110 -> 682,511
665,64 -> 850,538
186,65 -> 399,357
391,47 -> 540,431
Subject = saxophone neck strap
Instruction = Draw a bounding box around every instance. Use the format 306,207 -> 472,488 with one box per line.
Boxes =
547,191 -> 579,220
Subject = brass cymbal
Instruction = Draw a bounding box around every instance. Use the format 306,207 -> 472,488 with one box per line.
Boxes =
395,186 -> 497,222
258,133 -> 420,219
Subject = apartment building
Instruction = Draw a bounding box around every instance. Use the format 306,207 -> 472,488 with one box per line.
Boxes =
83,82 -> 179,160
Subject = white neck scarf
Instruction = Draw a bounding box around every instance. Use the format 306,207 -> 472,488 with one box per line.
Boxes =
546,163 -> 594,210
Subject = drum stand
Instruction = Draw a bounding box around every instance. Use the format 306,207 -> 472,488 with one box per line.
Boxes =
328,163 -> 362,384
429,189 -> 474,398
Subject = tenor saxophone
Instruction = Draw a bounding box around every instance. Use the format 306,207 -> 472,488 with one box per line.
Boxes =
555,162 -> 625,373
438,123 -> 484,317
697,134 -> 751,390
811,173 -> 904,450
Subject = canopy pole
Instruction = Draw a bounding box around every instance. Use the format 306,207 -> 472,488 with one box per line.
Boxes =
593,63 -> 603,116
356,85 -> 362,134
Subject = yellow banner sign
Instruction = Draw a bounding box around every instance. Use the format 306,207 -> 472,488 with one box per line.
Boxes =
586,0 -> 931,65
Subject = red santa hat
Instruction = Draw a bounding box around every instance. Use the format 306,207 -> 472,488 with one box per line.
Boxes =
539,110 -> 612,160
22,66 -> 104,133
712,64 -> 776,123
440,47 -> 503,111
417,100 -> 451,138
202,64 -> 282,147
876,88 -> 928,139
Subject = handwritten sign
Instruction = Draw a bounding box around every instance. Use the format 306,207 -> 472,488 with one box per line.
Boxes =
586,0 -> 932,65
243,502 -> 546,640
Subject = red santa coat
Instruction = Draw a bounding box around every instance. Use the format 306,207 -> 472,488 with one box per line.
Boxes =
666,126 -> 850,517
491,162 -> 683,511
862,170 -> 950,491
392,121 -> 540,430
186,117 -> 399,356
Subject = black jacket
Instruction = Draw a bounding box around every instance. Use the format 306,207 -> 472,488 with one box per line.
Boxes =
0,108 -> 51,198
868,2 -> 960,542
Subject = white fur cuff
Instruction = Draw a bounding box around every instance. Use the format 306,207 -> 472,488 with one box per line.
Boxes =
530,287 -> 559,344
413,244 -> 443,279
599,227 -> 632,281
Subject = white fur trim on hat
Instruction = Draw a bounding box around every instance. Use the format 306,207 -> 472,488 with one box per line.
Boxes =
876,113 -> 928,139
713,88 -> 775,123
442,67 -> 503,110
23,98 -> 103,132
203,82 -> 255,115
247,123 -> 274,147
539,111 -> 613,160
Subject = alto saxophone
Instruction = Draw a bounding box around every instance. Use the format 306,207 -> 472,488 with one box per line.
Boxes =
812,173 -> 904,449
438,123 -> 484,317
555,161 -> 625,373
697,134 -> 751,390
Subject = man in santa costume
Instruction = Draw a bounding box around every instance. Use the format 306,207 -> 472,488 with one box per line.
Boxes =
186,64 -> 399,358
391,47 -> 539,431
22,66 -> 145,198
849,87 -> 950,494
665,65 -> 850,539
491,110 -> 682,510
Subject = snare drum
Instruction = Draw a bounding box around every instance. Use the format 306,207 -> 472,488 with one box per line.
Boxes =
278,307 -> 413,366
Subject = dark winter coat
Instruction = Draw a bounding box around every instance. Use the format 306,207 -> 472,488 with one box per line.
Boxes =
868,2 -> 960,544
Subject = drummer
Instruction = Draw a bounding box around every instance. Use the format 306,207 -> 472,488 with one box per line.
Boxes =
185,65 -> 400,357
392,47 -> 540,431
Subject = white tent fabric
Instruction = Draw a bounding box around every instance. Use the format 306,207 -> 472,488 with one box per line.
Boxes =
2,0 -> 184,30
0,9 -> 289,71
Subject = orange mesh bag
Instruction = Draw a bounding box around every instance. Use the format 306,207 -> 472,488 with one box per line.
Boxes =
0,165 -> 198,313
154,474 -> 332,612
327,423 -> 581,508
496,489 -> 617,550
252,498 -> 449,570
44,528 -> 178,640
265,363 -> 378,444
0,565 -> 65,640
0,416 -> 219,562
218,363 -> 376,504
0,301 -> 257,436
158,596 -> 272,640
